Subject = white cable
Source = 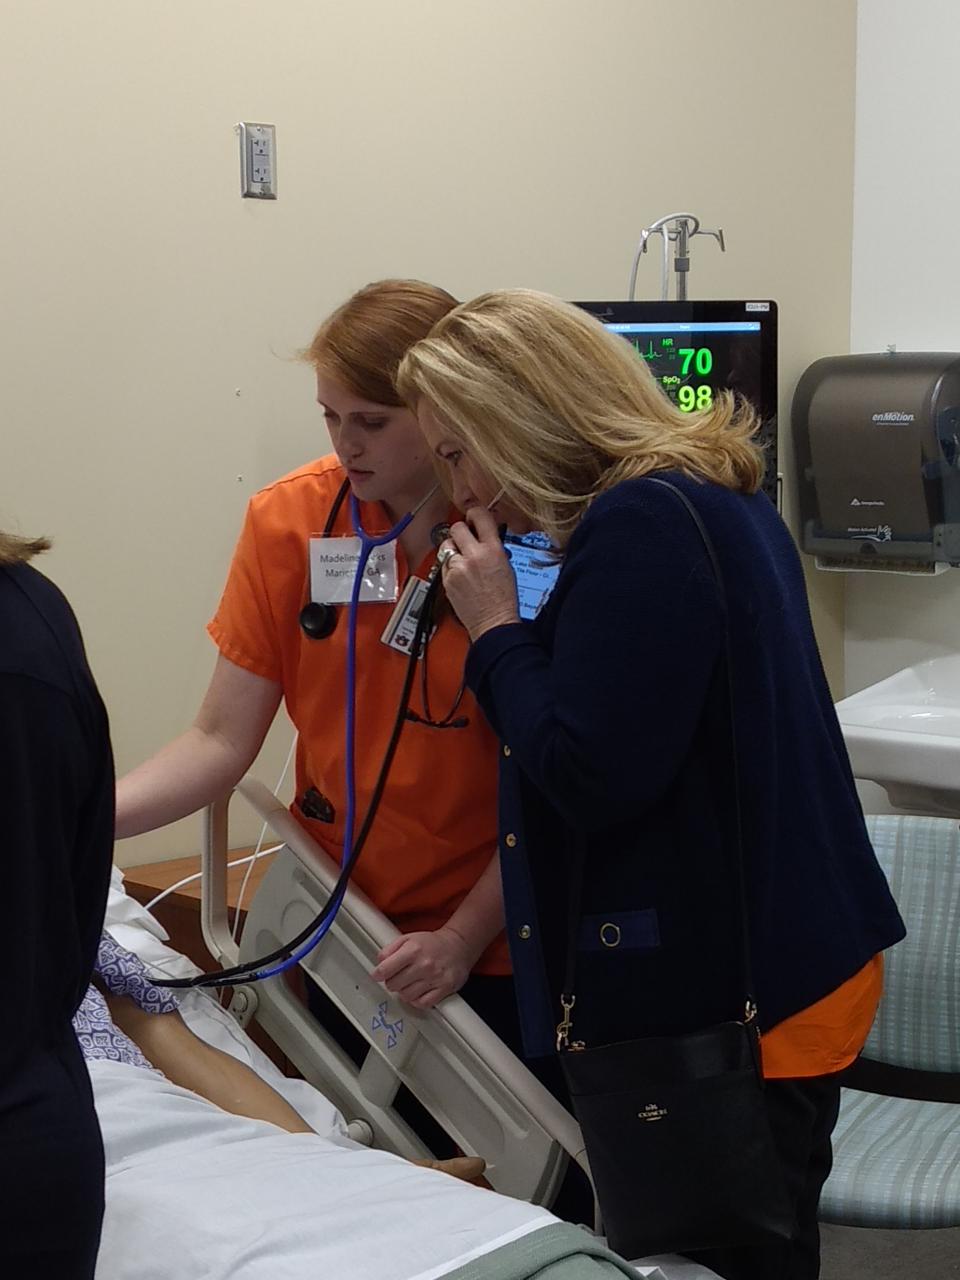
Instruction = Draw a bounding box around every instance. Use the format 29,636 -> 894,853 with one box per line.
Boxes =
628,232 -> 648,301
142,733 -> 297,935
231,732 -> 298,942
230,827 -> 272,944
143,845 -> 283,913
660,231 -> 671,301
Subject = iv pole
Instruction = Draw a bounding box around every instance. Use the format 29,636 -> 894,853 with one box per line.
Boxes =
628,212 -> 725,301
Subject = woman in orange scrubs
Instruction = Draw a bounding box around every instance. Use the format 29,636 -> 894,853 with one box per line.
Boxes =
116,281 -> 512,1030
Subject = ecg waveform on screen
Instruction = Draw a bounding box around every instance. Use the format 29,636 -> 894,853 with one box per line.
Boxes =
623,334 -> 715,413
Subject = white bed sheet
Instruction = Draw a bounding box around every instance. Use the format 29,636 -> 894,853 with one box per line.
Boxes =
95,868 -> 716,1280
96,870 -> 558,1280
94,1058 -> 560,1280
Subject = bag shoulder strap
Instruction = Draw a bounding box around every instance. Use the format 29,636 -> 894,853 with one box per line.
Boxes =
560,477 -> 756,1048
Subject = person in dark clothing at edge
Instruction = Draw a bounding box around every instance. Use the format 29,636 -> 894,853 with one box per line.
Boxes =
0,529 -> 114,1278
398,289 -> 906,1280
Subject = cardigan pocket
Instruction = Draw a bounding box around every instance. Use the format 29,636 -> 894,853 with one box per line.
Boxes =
578,908 -> 660,953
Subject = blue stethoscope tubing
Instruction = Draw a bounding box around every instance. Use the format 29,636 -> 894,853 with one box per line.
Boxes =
160,483 -> 441,991
252,494 -> 417,979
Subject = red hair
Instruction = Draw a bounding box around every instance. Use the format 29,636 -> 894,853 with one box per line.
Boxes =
305,280 -> 457,405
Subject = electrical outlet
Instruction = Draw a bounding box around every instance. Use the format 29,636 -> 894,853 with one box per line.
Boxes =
238,122 -> 276,199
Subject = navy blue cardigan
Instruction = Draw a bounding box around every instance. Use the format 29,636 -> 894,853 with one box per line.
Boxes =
466,473 -> 905,1059
0,564 -> 114,1077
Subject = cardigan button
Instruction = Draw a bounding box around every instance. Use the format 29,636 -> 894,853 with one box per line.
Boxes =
505,833 -> 518,848
518,924 -> 532,940
503,744 -> 511,757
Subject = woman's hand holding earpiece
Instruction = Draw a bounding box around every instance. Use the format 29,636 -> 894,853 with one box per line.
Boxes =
440,507 -> 520,643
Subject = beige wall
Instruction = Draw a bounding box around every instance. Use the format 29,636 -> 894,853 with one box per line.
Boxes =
845,0 -> 960,702
1,1 -> 855,867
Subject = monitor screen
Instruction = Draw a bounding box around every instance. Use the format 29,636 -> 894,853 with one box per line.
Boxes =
574,300 -> 779,503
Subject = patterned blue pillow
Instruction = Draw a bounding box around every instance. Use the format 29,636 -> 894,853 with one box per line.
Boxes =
73,932 -> 181,1071
94,930 -> 181,1015
73,983 -> 158,1072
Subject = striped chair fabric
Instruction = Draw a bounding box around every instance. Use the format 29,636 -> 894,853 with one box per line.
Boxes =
820,814 -> 960,1228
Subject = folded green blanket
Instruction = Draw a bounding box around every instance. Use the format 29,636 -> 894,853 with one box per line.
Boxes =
443,1222 -> 657,1279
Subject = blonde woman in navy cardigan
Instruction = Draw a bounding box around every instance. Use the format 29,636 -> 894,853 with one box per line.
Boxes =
397,290 -> 905,1280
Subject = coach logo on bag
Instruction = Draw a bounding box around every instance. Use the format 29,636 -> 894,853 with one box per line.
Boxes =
638,1102 -> 668,1122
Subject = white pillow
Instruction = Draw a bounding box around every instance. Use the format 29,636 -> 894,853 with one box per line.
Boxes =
105,865 -> 201,979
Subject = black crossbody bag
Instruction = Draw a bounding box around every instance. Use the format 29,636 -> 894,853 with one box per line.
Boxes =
557,478 -> 795,1259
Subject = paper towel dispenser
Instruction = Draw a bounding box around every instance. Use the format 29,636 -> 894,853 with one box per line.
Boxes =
792,352 -> 960,571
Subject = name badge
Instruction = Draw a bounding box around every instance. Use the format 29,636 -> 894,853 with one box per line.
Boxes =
504,534 -> 561,620
381,575 -> 434,657
309,536 -> 399,605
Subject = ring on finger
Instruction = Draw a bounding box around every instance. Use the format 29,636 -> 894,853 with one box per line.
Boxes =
437,545 -> 460,569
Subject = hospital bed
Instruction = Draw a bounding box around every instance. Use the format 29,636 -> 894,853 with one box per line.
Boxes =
93,777 -> 719,1279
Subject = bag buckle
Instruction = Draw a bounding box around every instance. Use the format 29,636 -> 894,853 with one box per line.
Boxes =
744,999 -> 758,1024
556,994 -> 576,1051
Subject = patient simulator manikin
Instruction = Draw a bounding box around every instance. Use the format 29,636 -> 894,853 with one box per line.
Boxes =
75,933 -> 485,1184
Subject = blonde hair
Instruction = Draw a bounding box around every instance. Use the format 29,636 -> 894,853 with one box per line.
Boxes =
397,289 -> 764,546
304,279 -> 458,405
0,531 -> 51,566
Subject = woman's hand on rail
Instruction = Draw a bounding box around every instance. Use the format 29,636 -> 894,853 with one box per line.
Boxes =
440,507 -> 520,644
371,926 -> 475,1009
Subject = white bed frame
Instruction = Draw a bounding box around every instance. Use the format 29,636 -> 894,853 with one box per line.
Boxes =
200,777 -> 591,1208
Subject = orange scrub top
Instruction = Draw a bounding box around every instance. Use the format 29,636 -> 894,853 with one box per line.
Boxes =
760,954 -> 883,1079
208,455 -> 510,975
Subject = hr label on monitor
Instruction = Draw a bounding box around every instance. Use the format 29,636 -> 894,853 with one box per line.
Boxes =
504,532 -> 560,620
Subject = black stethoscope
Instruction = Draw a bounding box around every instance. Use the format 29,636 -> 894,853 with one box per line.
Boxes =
298,478 -> 350,640
163,556 -> 444,992
160,478 -> 475,991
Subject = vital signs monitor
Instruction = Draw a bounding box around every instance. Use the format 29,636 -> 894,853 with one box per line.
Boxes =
576,299 -> 779,503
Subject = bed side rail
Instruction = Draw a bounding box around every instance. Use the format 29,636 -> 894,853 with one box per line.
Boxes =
201,778 -> 590,1207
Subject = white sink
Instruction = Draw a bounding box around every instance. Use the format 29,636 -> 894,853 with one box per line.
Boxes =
836,655 -> 960,816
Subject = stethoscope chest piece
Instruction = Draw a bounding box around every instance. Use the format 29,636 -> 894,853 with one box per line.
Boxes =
299,600 -> 338,641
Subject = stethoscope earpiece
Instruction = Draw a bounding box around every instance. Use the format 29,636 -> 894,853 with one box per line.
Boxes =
299,601 -> 338,641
